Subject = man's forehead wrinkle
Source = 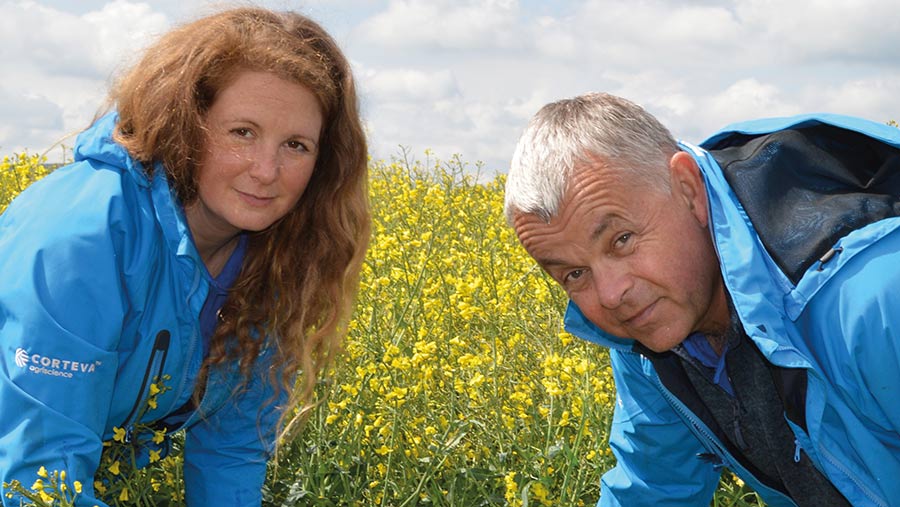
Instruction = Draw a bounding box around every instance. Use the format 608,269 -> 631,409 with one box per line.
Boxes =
514,213 -> 567,261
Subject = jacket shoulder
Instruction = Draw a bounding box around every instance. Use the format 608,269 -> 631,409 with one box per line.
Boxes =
0,158 -> 162,344
2,158 -> 152,248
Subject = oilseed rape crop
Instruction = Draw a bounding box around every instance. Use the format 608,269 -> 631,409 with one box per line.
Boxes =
1,151 -> 760,506
0,152 -> 49,214
264,155 -> 618,506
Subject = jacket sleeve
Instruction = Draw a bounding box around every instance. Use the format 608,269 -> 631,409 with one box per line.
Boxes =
0,166 -> 130,507
815,225 -> 900,433
182,348 -> 288,506
799,221 -> 900,496
598,349 -> 721,507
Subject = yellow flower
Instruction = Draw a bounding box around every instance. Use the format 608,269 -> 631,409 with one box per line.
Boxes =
147,397 -> 158,409
119,487 -> 129,501
37,466 -> 48,478
112,426 -> 126,443
31,479 -> 44,491
149,383 -> 161,396
74,481 -> 83,494
532,481 -> 551,505
152,428 -> 167,445
149,449 -> 161,463
504,471 -> 519,505
107,460 -> 120,476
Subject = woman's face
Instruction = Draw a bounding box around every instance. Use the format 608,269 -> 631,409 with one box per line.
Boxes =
187,70 -> 323,244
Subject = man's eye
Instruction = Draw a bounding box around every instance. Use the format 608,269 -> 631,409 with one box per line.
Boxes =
564,269 -> 585,283
614,233 -> 632,248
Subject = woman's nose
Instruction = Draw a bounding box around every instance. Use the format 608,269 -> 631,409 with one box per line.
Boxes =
247,146 -> 280,184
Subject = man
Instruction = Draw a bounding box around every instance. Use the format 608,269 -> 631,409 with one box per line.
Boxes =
504,93 -> 900,506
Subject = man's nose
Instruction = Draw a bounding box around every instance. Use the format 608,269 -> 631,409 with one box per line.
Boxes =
593,268 -> 631,310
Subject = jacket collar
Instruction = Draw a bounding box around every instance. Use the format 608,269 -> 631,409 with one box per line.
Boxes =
563,301 -> 635,351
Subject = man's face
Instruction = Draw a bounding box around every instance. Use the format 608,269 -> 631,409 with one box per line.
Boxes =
513,154 -> 728,352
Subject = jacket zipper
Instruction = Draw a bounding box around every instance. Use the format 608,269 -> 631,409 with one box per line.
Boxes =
122,330 -> 170,443
674,344 -> 750,451
644,356 -> 798,506
817,439 -> 887,507
147,267 -> 207,435
169,268 -> 202,411
788,375 -> 888,507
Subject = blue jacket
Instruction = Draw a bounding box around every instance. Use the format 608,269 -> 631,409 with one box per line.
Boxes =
564,114 -> 900,506
0,114 -> 284,506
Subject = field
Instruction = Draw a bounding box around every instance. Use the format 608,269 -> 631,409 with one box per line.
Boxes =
1,151 -> 762,506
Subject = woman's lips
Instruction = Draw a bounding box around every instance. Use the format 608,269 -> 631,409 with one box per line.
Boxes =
237,189 -> 275,207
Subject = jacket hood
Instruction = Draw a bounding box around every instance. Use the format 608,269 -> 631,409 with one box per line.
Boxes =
72,111 -> 202,267
701,113 -> 900,149
73,112 -> 152,188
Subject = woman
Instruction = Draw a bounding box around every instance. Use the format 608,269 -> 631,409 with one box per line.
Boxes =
0,7 -> 369,506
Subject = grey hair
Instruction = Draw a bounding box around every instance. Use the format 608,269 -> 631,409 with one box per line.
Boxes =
504,93 -> 679,223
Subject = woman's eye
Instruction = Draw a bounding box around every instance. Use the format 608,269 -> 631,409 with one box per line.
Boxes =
231,127 -> 253,138
286,140 -> 309,152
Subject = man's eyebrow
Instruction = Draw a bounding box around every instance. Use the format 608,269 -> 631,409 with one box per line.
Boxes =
534,214 -> 617,268
536,257 -> 568,268
591,214 -> 615,241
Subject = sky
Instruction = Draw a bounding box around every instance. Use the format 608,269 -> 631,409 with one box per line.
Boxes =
2,0 -> 900,174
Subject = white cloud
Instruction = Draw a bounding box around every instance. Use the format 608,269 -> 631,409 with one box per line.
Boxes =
572,0 -> 744,69
706,79 -> 801,122
361,67 -> 461,102
0,1 -> 166,79
533,15 -> 578,59
356,0 -> 522,50
0,0 -> 168,156
0,86 -> 64,153
362,87 -> 527,173
2,0 -> 900,172
734,0 -> 900,64
804,77 -> 900,123
82,0 -> 169,73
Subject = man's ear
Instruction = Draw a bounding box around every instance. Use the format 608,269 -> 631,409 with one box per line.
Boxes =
668,151 -> 709,227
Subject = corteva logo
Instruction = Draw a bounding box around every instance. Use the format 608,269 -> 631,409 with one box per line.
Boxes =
14,348 -> 28,368
14,347 -> 101,379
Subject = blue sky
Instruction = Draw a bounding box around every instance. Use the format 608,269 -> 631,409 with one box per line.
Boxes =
2,0 -> 900,173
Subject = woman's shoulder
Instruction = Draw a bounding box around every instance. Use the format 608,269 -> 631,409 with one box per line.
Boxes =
0,159 -> 170,309
3,157 -> 152,239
